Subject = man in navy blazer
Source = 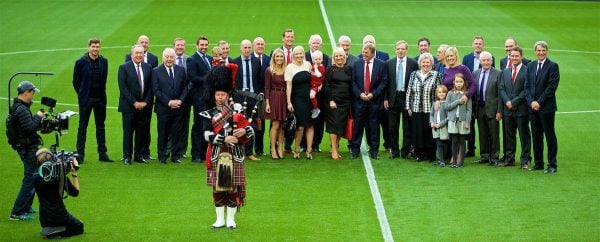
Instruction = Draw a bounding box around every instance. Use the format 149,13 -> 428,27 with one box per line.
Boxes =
233,39 -> 263,160
498,47 -> 531,168
152,48 -> 188,164
187,36 -> 212,163
72,37 -> 113,163
252,37 -> 270,156
118,45 -> 154,165
173,37 -> 191,159
125,35 -> 159,68
218,40 -> 234,64
525,41 -> 560,174
385,40 -> 419,159
350,44 -> 388,160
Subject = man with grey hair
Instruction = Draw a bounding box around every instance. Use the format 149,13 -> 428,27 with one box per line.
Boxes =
303,34 -> 330,153
526,41 -> 560,174
172,37 -> 190,159
118,45 -> 154,165
218,40 -> 233,64
337,35 -> 357,66
152,48 -> 188,164
473,51 -> 502,166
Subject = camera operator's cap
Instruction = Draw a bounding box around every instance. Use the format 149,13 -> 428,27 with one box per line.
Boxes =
17,81 -> 40,94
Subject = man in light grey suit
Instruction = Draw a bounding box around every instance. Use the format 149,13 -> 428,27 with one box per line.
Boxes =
498,47 -> 531,168
473,51 -> 502,165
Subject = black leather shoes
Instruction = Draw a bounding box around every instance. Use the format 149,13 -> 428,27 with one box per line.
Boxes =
350,152 -> 359,159
99,153 -> 114,162
473,159 -> 489,164
123,158 -> 131,165
143,155 -> 156,160
390,152 -> 400,159
171,159 -> 181,164
255,151 -> 266,156
544,167 -> 557,174
159,159 -> 167,164
134,158 -> 149,164
369,151 -> 379,160
192,158 -> 204,163
529,164 -> 544,171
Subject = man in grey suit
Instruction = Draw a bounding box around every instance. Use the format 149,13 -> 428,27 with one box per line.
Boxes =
498,47 -> 531,168
473,51 -> 502,166
384,40 -> 419,159
173,37 -> 190,159
337,35 -> 357,66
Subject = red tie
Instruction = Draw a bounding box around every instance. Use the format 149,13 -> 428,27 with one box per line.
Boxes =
507,59 -> 512,69
511,65 -> 517,84
286,49 -> 291,64
364,61 -> 371,94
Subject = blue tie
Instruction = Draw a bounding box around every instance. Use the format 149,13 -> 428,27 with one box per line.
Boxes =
396,59 -> 404,91
168,68 -> 175,87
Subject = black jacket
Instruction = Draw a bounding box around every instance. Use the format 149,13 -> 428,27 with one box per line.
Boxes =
12,98 -> 42,149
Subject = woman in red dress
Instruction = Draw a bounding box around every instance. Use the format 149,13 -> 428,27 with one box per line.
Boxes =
264,49 -> 287,159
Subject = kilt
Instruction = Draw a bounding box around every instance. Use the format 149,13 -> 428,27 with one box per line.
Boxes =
207,158 -> 246,206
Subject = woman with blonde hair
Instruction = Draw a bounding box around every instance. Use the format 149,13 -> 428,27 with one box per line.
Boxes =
323,47 -> 352,160
264,49 -> 288,159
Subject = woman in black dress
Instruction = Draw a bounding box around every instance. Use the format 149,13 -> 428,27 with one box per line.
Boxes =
324,47 -> 352,160
285,46 -> 314,159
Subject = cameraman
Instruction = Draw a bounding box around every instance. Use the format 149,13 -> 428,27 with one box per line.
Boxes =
34,149 -> 83,238
9,81 -> 44,221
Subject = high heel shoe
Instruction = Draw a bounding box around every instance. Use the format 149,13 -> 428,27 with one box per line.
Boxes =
292,150 -> 300,160
271,149 -> 280,160
306,151 -> 313,160
331,152 -> 340,160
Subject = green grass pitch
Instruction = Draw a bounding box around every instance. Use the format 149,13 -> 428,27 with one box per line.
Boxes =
0,0 -> 599,241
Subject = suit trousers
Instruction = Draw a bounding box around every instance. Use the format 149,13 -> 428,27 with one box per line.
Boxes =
388,91 -> 411,154
350,101 -> 380,153
157,110 -> 183,160
530,111 -> 558,168
476,104 -> 500,161
76,98 -> 107,160
191,87 -> 207,160
503,114 -> 531,163
140,106 -> 153,157
121,110 -> 149,160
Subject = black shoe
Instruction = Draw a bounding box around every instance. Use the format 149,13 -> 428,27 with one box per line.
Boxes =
400,150 -> 408,159
159,159 -> 167,164
171,159 -> 181,164
123,158 -> 132,165
529,164 -> 544,171
143,155 -> 156,160
192,158 -> 204,163
390,152 -> 400,159
489,161 -> 498,166
133,158 -> 149,164
473,159 -> 489,164
369,151 -> 379,160
350,152 -> 359,159
255,151 -> 266,156
99,153 -> 114,162
312,147 -> 321,153
465,150 -> 475,157
544,167 -> 557,174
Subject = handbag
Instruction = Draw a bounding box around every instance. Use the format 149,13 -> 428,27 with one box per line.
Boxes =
342,112 -> 354,140
283,112 -> 297,132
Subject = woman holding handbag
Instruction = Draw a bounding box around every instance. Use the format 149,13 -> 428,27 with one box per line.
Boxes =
324,47 -> 353,160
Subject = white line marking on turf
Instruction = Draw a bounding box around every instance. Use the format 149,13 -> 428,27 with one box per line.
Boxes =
319,1 -> 395,241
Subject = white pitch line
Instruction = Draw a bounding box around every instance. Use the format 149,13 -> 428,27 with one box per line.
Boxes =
319,1 -> 395,242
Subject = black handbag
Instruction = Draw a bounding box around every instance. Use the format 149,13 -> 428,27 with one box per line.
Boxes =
283,112 -> 297,132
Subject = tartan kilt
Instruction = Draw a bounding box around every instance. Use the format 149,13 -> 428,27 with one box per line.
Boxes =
206,159 -> 246,187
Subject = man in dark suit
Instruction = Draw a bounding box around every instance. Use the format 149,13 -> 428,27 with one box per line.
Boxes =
414,37 -> 439,64
499,37 -> 531,71
72,37 -> 113,163
462,36 -> 496,158
218,40 -> 234,64
152,48 -> 188,164
173,37 -> 191,159
303,34 -> 330,153
233,39 -> 263,161
498,47 -> 531,168
357,35 -> 391,153
385,40 -> 419,159
118,45 -> 153,165
125,35 -> 159,68
187,36 -> 212,163
124,35 -> 157,161
350,44 -> 388,160
525,41 -> 560,174
252,37 -> 270,157
473,51 -> 502,166
337,35 -> 357,67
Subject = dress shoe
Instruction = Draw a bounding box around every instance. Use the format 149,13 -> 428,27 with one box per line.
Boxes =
489,161 -> 498,166
521,164 -> 529,170
369,151 -> 379,160
312,147 -> 321,153
246,155 -> 260,161
159,159 -> 167,164
255,151 -> 266,157
99,153 -> 114,162
350,152 -> 359,159
171,159 -> 181,164
192,158 -> 204,163
400,151 -> 408,159
465,150 -> 475,157
496,161 -> 515,167
134,158 -> 149,164
390,152 -> 400,159
529,164 -> 544,171
473,159 -> 489,164
123,158 -> 132,165
438,162 -> 446,167
143,155 -> 156,160
544,167 -> 557,174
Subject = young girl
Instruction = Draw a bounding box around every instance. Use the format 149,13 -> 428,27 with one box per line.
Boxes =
430,85 -> 449,167
446,73 -> 472,168
309,50 -> 325,118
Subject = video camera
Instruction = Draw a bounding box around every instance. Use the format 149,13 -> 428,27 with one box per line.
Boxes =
39,97 -> 69,134
38,149 -> 79,183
